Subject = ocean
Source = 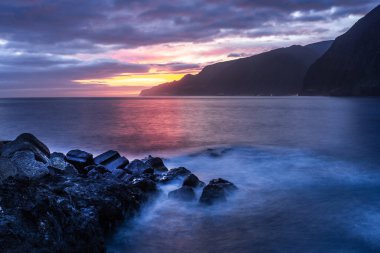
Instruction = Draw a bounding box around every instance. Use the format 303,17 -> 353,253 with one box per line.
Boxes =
1,96 -> 380,252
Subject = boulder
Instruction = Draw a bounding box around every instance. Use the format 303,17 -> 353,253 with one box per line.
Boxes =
130,177 -> 157,193
0,157 -> 19,182
65,150 -> 93,173
183,173 -> 205,188
127,159 -> 150,175
168,186 -> 196,201
87,165 -> 112,178
104,156 -> 129,172
199,178 -> 237,205
49,152 -> 77,175
94,150 -> 120,165
11,151 -> 50,179
160,167 -> 191,183
144,156 -> 168,172
1,133 -> 50,163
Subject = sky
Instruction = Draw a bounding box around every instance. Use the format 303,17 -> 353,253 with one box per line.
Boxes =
0,0 -> 378,97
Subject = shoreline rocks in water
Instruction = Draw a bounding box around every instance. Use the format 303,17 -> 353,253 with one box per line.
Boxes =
0,133 -> 237,252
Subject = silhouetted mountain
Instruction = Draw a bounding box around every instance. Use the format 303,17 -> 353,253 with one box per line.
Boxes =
302,5 -> 380,96
140,41 -> 332,96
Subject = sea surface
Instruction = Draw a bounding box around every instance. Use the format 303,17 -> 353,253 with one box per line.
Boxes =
1,96 -> 380,252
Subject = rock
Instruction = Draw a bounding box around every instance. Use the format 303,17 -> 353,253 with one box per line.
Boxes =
199,178 -> 237,205
11,151 -> 50,179
127,159 -> 150,175
168,186 -> 196,201
1,133 -> 50,163
94,150 -> 120,165
144,156 -> 168,172
143,167 -> 154,174
0,171 -> 156,253
0,157 -> 19,182
65,149 -> 93,173
160,167 -> 191,183
49,152 -> 77,175
183,173 -> 205,188
130,177 -> 157,193
104,156 -> 129,172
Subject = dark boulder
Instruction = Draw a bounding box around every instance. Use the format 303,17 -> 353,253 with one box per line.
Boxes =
94,150 -> 120,165
160,167 -> 191,183
49,152 -> 77,176
65,149 -> 93,173
11,151 -> 50,179
0,157 -> 19,182
1,133 -> 50,163
127,159 -> 150,175
144,156 -> 168,172
200,178 -> 237,205
130,177 -> 157,193
183,173 -> 205,188
168,186 -> 196,201
104,156 -> 129,172
0,171 -> 155,253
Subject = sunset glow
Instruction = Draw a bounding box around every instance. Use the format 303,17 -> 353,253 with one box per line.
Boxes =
0,1 -> 378,97
74,72 -> 191,87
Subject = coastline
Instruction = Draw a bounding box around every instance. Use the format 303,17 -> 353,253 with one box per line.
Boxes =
0,133 -> 236,252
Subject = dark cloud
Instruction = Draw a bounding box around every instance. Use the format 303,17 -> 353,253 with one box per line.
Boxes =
1,0 -> 377,52
0,54 -> 150,89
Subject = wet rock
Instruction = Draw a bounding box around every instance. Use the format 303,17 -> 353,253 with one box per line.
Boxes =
144,156 -> 168,172
94,150 -> 120,165
130,177 -> 157,193
199,178 -> 237,205
11,151 -> 50,179
49,152 -> 77,175
168,186 -> 196,201
104,156 -> 129,172
0,157 -> 19,182
0,173 -> 154,253
87,165 -> 110,176
160,167 -> 191,183
65,149 -> 93,173
1,133 -> 50,163
127,159 -> 150,175
143,167 -> 154,174
183,173 -> 205,188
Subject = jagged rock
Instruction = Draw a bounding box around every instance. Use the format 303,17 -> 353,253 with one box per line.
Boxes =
168,186 -> 196,201
199,178 -> 237,205
11,151 -> 50,179
0,157 -> 19,182
65,149 -> 93,173
143,168 -> 154,174
1,133 -> 50,163
94,150 -> 121,165
160,167 -> 191,183
144,156 -> 168,172
127,159 -> 150,175
49,152 -> 77,175
0,172 -> 156,253
130,177 -> 157,193
183,173 -> 205,188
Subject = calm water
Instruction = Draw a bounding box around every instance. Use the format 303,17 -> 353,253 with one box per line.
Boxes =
1,97 -> 380,252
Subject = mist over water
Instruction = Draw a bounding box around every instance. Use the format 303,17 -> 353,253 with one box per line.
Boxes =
107,147 -> 380,253
1,97 -> 380,252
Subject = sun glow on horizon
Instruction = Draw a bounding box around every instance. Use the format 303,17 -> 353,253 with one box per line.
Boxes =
74,72 -> 192,87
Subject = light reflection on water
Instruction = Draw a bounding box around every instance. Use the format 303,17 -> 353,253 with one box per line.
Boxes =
1,97 -> 380,252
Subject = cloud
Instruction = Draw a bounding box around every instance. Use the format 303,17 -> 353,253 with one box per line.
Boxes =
0,0 -> 378,96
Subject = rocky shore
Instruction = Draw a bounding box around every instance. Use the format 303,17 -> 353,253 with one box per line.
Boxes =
0,134 -> 237,253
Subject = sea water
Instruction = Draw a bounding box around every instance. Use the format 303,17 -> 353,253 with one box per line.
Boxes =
1,97 -> 380,252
